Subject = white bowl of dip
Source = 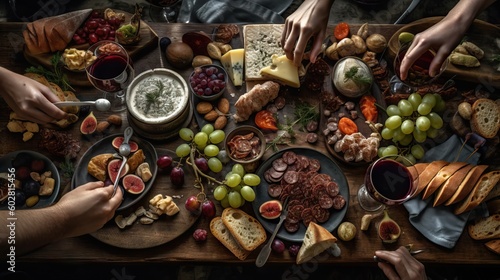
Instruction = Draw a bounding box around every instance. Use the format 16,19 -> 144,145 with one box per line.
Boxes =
331,56 -> 374,98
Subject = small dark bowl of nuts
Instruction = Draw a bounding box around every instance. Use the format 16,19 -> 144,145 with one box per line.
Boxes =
189,64 -> 227,101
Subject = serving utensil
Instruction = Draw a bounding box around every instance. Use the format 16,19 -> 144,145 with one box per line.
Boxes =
112,127 -> 133,197
54,98 -> 111,111
373,244 -> 425,263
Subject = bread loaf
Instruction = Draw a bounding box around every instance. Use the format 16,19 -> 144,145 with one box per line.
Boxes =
454,170 -> 500,215
468,214 -> 500,240
416,161 -> 448,197
411,163 -> 428,197
445,165 -> 488,206
485,181 -> 500,202
296,222 -> 337,264
221,208 -> 266,251
470,98 -> 500,139
433,164 -> 474,207
485,239 -> 500,255
210,217 -> 251,260
422,162 -> 468,200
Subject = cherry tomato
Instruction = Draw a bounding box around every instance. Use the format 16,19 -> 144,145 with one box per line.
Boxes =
334,22 -> 350,41
255,110 -> 278,131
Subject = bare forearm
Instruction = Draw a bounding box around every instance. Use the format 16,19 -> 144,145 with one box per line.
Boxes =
445,0 -> 497,30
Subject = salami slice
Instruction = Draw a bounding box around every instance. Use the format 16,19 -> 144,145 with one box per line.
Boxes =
269,168 -> 285,180
308,158 -> 321,172
272,158 -> 288,172
332,195 -> 346,210
283,170 -> 299,184
289,204 -> 304,218
284,219 -> 300,233
267,184 -> 283,198
312,205 -> 330,223
326,181 -> 339,197
319,194 -> 334,209
282,151 -> 297,165
301,207 -> 316,226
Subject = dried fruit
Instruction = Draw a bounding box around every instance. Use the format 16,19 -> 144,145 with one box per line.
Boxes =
214,115 -> 227,130
366,34 -> 387,54
80,111 -> 97,134
106,114 -> 122,126
259,200 -> 282,219
193,228 -> 208,241
96,121 -> 110,133
207,42 -> 222,60
196,101 -> 213,114
107,158 -> 129,183
122,174 -> 145,194
337,221 -> 357,241
217,98 -> 230,114
204,110 -> 219,122
378,210 -> 401,243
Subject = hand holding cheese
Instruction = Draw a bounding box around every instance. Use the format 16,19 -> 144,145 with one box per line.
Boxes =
260,55 -> 300,88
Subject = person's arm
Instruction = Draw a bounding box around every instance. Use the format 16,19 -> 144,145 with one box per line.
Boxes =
399,0 -> 497,80
0,181 -> 123,256
281,0 -> 336,66
375,246 -> 427,280
0,67 -> 67,124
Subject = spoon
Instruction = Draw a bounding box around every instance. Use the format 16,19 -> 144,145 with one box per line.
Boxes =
54,98 -> 111,111
112,127 -> 133,197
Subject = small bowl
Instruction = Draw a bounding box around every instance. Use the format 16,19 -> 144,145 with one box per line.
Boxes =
331,56 -> 374,98
189,64 -> 227,101
224,125 -> 266,165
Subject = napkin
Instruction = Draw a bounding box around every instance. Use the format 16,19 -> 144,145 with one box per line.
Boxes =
195,0 -> 284,24
403,135 -> 488,249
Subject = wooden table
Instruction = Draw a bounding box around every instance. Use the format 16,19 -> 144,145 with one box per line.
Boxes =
0,22 -> 498,267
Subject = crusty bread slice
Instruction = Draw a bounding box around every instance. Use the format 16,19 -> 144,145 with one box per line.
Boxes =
445,165 -> 488,206
210,217 -> 251,260
416,161 -> 448,197
433,164 -> 474,207
296,222 -> 337,264
87,153 -> 114,182
454,170 -> 500,215
423,161 -> 468,200
470,98 -> 500,139
485,239 -> 500,255
411,163 -> 429,197
485,182 -> 500,202
468,214 -> 500,240
221,208 -> 266,251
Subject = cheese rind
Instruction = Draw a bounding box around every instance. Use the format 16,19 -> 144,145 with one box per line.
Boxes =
221,49 -> 244,86
260,55 -> 300,88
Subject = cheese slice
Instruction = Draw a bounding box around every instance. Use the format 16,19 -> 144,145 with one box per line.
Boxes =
260,55 -> 300,88
221,49 -> 244,87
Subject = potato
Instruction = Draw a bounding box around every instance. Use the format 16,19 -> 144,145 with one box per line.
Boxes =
336,38 -> 356,57
192,55 -> 213,67
351,35 -> 367,54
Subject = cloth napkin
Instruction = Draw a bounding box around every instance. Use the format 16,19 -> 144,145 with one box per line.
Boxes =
403,135 -> 488,249
195,0 -> 284,23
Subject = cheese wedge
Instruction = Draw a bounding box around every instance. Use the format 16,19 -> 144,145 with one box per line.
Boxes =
221,49 -> 244,86
260,54 -> 300,88
422,161 -> 469,200
445,165 -> 488,206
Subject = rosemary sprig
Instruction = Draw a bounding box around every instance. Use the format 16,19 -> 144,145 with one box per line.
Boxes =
144,80 -> 164,112
344,66 -> 372,87
25,52 -> 73,91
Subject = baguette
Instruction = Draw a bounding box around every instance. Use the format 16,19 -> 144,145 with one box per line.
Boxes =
210,217 -> 251,261
433,164 -> 474,207
485,239 -> 500,255
470,98 -> 500,139
485,181 -> 500,202
445,165 -> 488,206
411,163 -> 428,197
221,208 -> 266,251
296,222 -> 337,264
468,214 -> 500,240
454,170 -> 500,215
422,161 -> 468,200
416,161 -> 448,197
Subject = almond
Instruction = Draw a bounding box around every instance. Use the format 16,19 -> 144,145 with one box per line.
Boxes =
204,110 -> 219,122
196,101 -> 213,114
107,114 -> 122,126
217,98 -> 230,114
96,121 -> 110,133
214,115 -> 227,130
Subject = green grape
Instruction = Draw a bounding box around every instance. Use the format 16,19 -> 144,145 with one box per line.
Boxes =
382,145 -> 398,156
417,102 -> 433,115
225,171 -> 233,180
398,99 -> 413,117
213,185 -> 228,201
385,115 -> 402,130
220,196 -> 230,208
232,164 -> 245,177
226,173 -> 242,188
378,147 -> 386,158
217,149 -> 230,164
194,132 -> 209,149
381,127 -> 395,140
400,119 -> 415,134
413,128 -> 427,143
176,143 -> 191,157
239,198 -> 246,208
201,123 -> 215,135
243,173 -> 261,186
399,134 -> 413,146
232,184 -> 242,193
386,105 -> 401,117
179,128 -> 194,142
426,127 -> 439,139
405,154 -> 417,165
209,130 -> 226,144
392,127 -> 405,142
433,98 -> 446,113
428,112 -> 443,129
408,93 -> 422,110
411,144 -> 425,159
228,191 -> 242,208
204,144 -> 220,157
208,157 -> 223,173
240,186 -> 256,202
422,93 -> 437,107
416,116 -> 431,131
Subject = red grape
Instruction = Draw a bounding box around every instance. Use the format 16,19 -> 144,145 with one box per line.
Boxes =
189,66 -> 226,97
156,155 -> 173,169
288,244 -> 300,256
170,166 -> 184,186
271,239 -> 285,253
194,157 -> 209,173
201,199 -> 216,218
185,195 -> 201,214
193,228 -> 207,241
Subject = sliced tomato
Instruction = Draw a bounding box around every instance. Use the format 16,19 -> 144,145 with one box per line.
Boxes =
334,22 -> 350,41
360,95 -> 378,122
255,110 -> 278,131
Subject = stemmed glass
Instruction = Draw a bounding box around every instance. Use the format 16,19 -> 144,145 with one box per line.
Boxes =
357,155 -> 419,211
146,0 -> 182,22
85,40 -> 134,112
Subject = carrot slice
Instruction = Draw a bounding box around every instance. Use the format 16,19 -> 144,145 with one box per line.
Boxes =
334,22 -> 350,41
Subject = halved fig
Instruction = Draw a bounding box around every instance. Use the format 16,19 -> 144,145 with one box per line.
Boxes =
80,111 -> 97,135
111,136 -> 139,153
182,31 -> 212,56
122,174 -> 145,194
378,209 -> 401,243
259,200 -> 282,219
108,159 -> 129,183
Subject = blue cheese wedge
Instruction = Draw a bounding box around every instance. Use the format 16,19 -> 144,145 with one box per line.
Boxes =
260,55 -> 300,88
221,49 -> 244,86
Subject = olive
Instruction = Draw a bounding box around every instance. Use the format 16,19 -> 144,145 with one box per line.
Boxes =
11,152 -> 33,168
23,179 -> 40,197
14,190 -> 26,206
160,37 -> 172,52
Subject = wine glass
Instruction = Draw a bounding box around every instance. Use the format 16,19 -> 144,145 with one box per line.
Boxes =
85,40 -> 134,112
357,155 -> 419,211
146,0 -> 182,22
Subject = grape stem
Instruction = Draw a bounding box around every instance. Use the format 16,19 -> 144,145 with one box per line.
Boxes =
188,145 -> 224,194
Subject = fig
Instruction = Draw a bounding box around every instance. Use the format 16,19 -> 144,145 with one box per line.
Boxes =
122,174 -> 145,194
80,111 -> 97,134
111,136 -> 139,153
182,31 -> 212,57
259,200 -> 282,219
165,42 -> 194,69
378,209 -> 401,243
107,159 -> 129,183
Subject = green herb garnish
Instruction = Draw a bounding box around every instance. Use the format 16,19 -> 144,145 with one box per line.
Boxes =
344,66 -> 372,87
144,80 -> 164,113
25,52 -> 72,91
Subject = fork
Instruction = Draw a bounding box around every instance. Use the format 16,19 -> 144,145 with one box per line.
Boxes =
255,198 -> 289,267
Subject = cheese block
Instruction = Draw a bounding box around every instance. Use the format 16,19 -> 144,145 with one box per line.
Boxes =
220,49 -> 244,86
260,54 -> 300,88
433,163 -> 474,207
422,161 -> 469,200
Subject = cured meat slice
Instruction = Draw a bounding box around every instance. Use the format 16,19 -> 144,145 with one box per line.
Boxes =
332,195 -> 346,210
267,184 -> 283,198
283,170 -> 299,184
284,218 -> 300,233
282,151 -> 297,165
312,205 -> 330,223
272,158 -> 288,172
319,194 -> 334,209
326,181 -> 339,197
308,158 -> 321,172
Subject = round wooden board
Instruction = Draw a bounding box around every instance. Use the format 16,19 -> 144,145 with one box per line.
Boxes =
89,148 -> 200,249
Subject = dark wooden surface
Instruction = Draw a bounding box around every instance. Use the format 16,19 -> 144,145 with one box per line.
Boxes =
0,22 -> 499,266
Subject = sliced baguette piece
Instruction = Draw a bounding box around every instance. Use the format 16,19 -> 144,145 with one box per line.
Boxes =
485,181 -> 500,202
296,221 -> 337,264
445,165 -> 489,206
423,161 -> 468,200
485,239 -> 500,255
411,163 -> 429,197
221,208 -> 266,251
415,160 -> 448,197
468,214 -> 500,240
433,164 -> 474,207
210,217 -> 251,261
454,170 -> 500,215
470,98 -> 500,139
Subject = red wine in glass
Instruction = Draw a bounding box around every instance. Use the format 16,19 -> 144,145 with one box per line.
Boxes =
88,54 -> 129,92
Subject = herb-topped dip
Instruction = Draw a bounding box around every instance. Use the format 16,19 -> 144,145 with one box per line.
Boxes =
127,69 -> 188,124
332,57 -> 373,98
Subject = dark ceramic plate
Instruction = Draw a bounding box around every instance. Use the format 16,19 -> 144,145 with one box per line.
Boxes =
71,134 -> 158,211
252,147 -> 349,242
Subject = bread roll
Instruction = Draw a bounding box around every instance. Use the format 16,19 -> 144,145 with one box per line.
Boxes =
454,170 -> 500,215
422,162 -> 468,200
445,165 -> 488,206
